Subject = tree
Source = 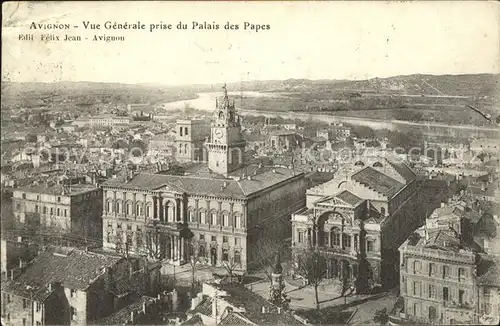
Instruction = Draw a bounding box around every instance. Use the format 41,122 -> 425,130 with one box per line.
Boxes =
251,237 -> 284,281
222,256 -> 241,284
187,238 -> 203,292
295,247 -> 327,310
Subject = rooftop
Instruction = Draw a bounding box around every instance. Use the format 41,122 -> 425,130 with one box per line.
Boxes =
207,283 -> 303,326
97,295 -> 158,325
351,166 -> 405,198
14,184 -> 98,196
2,247 -> 123,300
103,165 -> 301,199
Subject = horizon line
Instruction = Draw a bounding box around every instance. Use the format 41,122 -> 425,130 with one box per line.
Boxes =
2,72 -> 499,88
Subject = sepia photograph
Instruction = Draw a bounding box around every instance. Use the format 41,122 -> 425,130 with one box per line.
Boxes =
1,1 -> 499,325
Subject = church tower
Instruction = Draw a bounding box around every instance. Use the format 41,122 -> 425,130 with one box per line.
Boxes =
207,84 -> 246,176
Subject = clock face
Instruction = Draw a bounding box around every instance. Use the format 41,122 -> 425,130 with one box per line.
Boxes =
215,129 -> 223,139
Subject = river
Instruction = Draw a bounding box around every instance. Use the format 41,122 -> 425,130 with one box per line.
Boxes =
163,92 -> 500,138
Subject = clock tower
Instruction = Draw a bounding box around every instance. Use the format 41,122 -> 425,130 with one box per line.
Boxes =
207,84 -> 246,176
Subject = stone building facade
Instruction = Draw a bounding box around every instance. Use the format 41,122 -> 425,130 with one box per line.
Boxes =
399,230 -> 500,325
291,157 -> 420,289
101,87 -> 308,272
175,119 -> 210,162
1,248 -> 137,326
11,185 -> 103,240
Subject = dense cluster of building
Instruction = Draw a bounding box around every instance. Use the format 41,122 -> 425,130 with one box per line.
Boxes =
1,85 -> 499,326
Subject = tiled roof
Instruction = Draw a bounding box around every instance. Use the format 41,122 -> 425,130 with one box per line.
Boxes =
103,166 -> 300,198
15,184 -> 98,196
218,312 -> 255,326
2,248 -> 123,298
190,296 -> 213,316
425,229 -> 462,252
111,278 -> 134,298
209,283 -> 303,325
182,314 -> 204,326
387,160 -> 416,183
97,295 -> 156,325
336,190 -> 364,206
351,167 -> 405,198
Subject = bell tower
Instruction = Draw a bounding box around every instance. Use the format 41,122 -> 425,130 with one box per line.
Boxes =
207,84 -> 246,176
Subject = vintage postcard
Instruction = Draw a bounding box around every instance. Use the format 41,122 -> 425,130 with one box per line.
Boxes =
1,1 -> 499,325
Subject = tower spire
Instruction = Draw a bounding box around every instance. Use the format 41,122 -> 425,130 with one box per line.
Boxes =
223,82 -> 228,99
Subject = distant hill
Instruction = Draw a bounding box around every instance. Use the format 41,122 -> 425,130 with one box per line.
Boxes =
2,73 -> 499,99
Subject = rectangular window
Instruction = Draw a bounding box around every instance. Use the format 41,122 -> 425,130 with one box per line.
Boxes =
35,205 -> 39,213
459,290 -> 465,304
23,318 -> 26,326
64,209 -> 67,217
443,287 -> 449,301
23,299 -> 27,309
50,207 -> 54,215
442,266 -> 449,279
37,322 -> 41,326
127,224 -> 132,231
428,284 -> 435,298
413,282 -> 420,296
146,206 -> 151,217
211,212 -> 217,225
200,234 -> 205,241
211,236 -> 216,242
71,306 -> 77,321
354,235 -> 358,251
428,263 -> 435,276
367,240 -> 374,252
57,208 -> 60,216
70,289 -> 76,298
342,235 -> 351,249
235,237 -> 240,246
298,231 -> 304,243
458,268 -> 466,282
223,236 -> 228,243
36,301 -> 41,312
16,203 -> 21,210
43,207 -> 47,214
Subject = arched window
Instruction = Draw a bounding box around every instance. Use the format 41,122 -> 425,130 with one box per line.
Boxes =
136,202 -> 143,216
179,127 -> 183,136
185,127 -> 188,136
126,202 -> 132,215
354,161 -> 365,166
211,211 -> 217,225
116,201 -> 121,214
199,210 -> 207,224
222,212 -> 229,227
199,245 -> 206,258
373,162 -> 383,167
222,249 -> 229,262
107,200 -> 113,213
330,228 -> 340,247
234,214 -> 241,229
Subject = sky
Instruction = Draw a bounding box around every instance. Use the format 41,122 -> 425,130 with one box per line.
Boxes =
2,1 -> 499,86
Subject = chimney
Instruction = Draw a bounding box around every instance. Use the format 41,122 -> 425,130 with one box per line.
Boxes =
19,259 -> 24,268
130,311 -> 135,323
261,306 -> 267,314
